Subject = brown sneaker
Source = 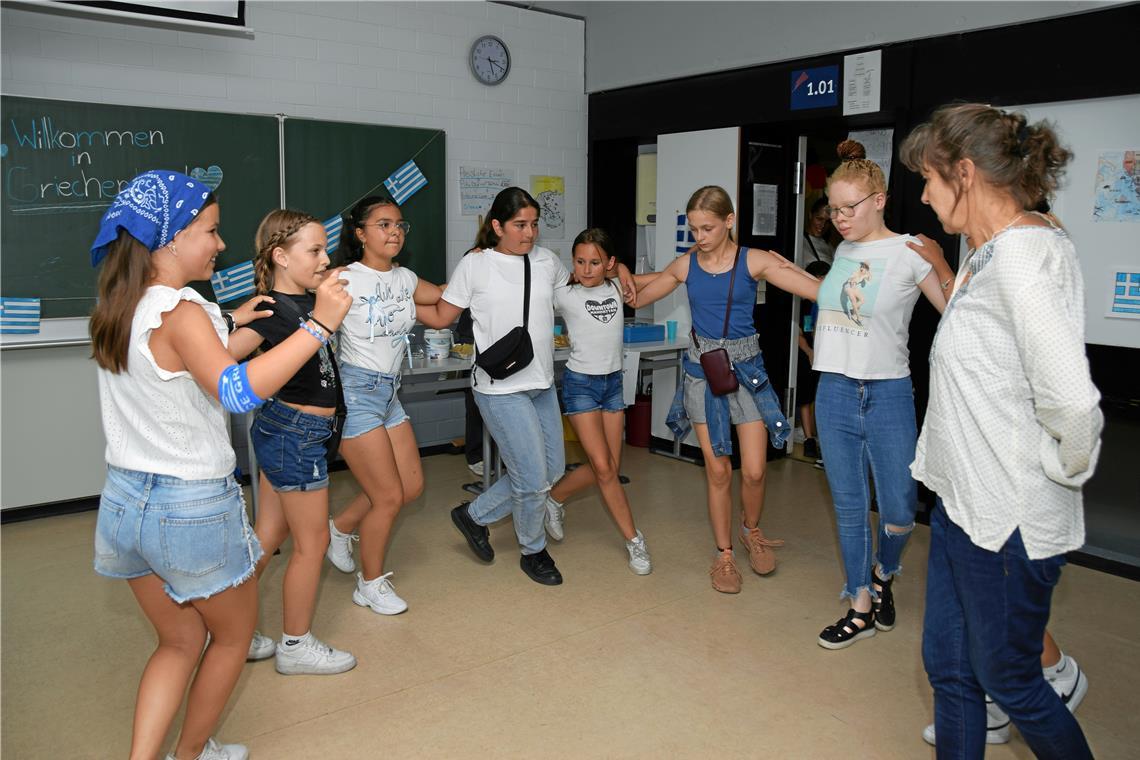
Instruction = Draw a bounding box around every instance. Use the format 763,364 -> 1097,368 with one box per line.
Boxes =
709,550 -> 742,593
740,525 -> 785,575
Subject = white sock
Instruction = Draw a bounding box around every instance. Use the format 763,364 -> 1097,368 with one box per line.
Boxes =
547,496 -> 563,508
329,521 -> 350,538
1043,652 -> 1069,678
281,631 -> 311,648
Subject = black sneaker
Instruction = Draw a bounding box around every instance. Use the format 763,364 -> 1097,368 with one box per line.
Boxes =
450,503 -> 494,562
520,548 -> 563,585
803,437 -> 820,460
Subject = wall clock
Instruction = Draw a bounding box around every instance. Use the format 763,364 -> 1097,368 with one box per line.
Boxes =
469,35 -> 510,86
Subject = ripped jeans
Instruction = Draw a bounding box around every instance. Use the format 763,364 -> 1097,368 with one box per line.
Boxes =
470,385 -> 564,555
815,373 -> 918,600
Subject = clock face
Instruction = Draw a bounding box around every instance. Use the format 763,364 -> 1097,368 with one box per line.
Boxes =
470,35 -> 510,85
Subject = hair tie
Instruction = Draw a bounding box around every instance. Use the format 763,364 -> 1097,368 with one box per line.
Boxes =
1015,124 -> 1030,158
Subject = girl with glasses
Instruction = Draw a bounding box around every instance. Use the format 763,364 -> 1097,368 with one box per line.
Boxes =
812,139 -> 949,650
322,195 -> 450,616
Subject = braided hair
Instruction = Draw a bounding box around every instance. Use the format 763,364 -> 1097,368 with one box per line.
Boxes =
253,209 -> 320,294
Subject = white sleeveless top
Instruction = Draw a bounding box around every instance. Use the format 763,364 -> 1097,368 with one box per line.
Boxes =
98,286 -> 236,480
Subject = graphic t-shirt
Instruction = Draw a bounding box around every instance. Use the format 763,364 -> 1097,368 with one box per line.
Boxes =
554,281 -> 624,375
337,262 -> 419,375
247,290 -> 339,408
811,234 -> 932,380
442,245 -> 569,395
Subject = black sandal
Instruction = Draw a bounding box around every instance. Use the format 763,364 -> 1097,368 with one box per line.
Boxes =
873,572 -> 896,632
818,608 -> 876,650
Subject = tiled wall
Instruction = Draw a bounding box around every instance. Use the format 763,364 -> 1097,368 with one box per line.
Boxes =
0,0 -> 587,275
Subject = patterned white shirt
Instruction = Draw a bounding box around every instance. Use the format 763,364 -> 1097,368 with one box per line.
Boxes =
911,223 -> 1103,559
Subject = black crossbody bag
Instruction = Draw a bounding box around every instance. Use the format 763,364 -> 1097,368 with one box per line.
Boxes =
271,293 -> 347,464
692,246 -> 742,396
474,253 -> 534,381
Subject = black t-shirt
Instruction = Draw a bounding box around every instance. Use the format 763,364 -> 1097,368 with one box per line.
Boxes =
247,290 -> 338,408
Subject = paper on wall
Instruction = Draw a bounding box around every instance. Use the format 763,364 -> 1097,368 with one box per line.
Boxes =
752,183 -> 778,236
843,50 -> 881,116
531,175 -> 565,238
847,128 -> 894,183
460,166 -> 514,217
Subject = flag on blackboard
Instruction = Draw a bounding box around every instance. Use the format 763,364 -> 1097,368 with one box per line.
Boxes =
675,214 -> 696,255
323,214 -> 344,256
0,297 -> 41,334
211,260 -> 256,303
384,160 -> 428,205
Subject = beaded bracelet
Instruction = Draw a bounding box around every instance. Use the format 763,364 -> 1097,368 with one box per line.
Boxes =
298,318 -> 330,346
309,315 -> 335,336
940,277 -> 953,291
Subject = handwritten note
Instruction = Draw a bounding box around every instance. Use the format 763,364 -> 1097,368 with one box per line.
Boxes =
459,166 -> 514,217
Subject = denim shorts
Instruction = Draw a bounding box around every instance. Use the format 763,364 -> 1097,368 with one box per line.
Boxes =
252,398 -> 334,492
341,362 -> 410,438
562,368 -> 625,415
93,466 -> 263,604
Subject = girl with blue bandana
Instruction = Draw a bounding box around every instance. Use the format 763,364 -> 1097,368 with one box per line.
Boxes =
89,171 -> 352,760
226,210 -> 358,677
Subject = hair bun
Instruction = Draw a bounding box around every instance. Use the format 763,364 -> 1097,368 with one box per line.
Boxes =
837,139 -> 867,162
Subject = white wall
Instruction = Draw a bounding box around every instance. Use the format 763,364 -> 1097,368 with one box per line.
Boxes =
535,0 -> 1116,93
0,0 -> 586,508
0,0 -> 587,275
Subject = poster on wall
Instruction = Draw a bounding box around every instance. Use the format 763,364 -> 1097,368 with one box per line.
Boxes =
459,166 -> 513,216
752,183 -> 778,236
531,175 -> 565,239
842,50 -> 881,116
1092,150 -> 1140,222
1108,268 -> 1140,319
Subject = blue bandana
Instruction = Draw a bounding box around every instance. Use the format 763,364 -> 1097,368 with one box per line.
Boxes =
90,171 -> 212,267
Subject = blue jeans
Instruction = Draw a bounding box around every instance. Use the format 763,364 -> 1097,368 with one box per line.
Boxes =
923,501 -> 1091,759
93,466 -> 262,603
562,369 -> 624,415
470,385 -> 564,555
815,373 -> 917,599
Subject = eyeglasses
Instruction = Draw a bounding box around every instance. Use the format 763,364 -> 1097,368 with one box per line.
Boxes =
362,220 -> 411,235
825,193 -> 877,219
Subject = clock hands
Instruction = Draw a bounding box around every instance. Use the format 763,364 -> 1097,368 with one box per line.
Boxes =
483,57 -> 506,75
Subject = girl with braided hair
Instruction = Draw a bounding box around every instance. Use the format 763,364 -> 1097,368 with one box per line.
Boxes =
226,209 -> 358,676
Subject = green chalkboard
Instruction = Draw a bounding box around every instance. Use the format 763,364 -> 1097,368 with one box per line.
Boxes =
0,96 -> 280,318
283,118 -> 446,286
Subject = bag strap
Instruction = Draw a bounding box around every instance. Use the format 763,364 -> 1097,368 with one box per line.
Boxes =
720,246 -> 742,340
522,252 -> 531,327
272,292 -> 346,418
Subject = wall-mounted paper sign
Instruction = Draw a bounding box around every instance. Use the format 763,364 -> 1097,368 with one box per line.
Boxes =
752,184 -> 778,237
843,50 -> 881,116
790,65 -> 839,111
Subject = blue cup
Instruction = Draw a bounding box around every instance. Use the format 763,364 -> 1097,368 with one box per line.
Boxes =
666,320 -> 678,342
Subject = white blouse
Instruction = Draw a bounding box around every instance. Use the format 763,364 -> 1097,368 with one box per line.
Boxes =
911,225 -> 1103,559
98,286 -> 236,480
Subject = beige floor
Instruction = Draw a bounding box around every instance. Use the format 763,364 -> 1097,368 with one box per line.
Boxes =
3,445 -> 1137,759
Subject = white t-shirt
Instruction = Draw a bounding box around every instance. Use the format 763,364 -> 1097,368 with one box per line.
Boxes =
554,281 -> 624,375
98,286 -> 236,480
337,262 -> 419,375
811,234 -> 932,380
442,245 -> 569,394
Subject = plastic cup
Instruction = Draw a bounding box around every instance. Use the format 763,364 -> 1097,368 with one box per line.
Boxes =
666,320 -> 678,342
553,325 -> 563,336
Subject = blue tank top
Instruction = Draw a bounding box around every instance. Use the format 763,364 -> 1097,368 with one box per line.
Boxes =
687,247 -> 758,339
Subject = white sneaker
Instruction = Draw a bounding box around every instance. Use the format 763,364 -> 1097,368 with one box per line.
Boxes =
544,496 -> 565,541
625,530 -> 652,575
352,571 -> 408,615
326,519 -> 358,573
165,737 -> 249,760
922,695 -> 1012,746
274,633 -> 356,675
1046,654 -> 1089,713
467,460 -> 484,477
246,630 -> 275,661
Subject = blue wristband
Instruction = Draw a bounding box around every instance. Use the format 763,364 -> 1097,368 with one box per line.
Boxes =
299,318 -> 329,346
217,362 -> 264,414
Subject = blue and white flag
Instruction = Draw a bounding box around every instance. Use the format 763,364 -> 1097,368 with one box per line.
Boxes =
323,214 -> 344,256
0,297 -> 41,334
675,213 -> 696,255
384,160 -> 428,205
211,260 -> 256,303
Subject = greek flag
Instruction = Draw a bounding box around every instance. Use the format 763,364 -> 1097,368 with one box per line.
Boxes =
0,297 -> 41,334
675,213 -> 695,255
211,260 -> 256,303
324,214 -> 344,256
384,160 -> 428,205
